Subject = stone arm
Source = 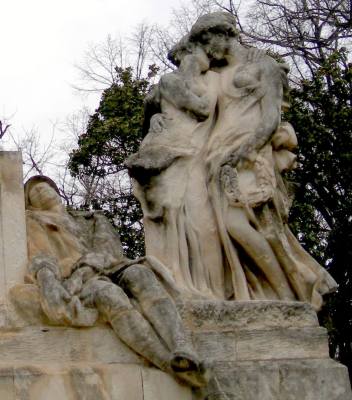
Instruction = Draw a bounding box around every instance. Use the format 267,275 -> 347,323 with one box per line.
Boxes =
25,253 -> 74,325
159,72 -> 209,121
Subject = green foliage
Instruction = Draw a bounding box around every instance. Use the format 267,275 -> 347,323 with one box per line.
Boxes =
285,50 -> 352,374
69,67 -> 156,258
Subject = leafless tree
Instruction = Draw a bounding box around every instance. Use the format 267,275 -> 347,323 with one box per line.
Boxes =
148,0 -> 250,72
148,0 -> 351,81
73,35 -> 129,92
128,22 -> 153,80
62,108 -> 114,208
4,122 -> 78,207
74,23 -> 157,94
0,120 -> 11,140
243,0 -> 352,80
7,125 -> 57,179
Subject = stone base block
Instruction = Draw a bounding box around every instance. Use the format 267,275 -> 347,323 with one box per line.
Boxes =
0,300 -> 351,399
201,359 -> 351,400
184,300 -> 352,400
0,363 -> 192,400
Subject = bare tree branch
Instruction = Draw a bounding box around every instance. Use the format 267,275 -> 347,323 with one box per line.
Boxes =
0,120 -> 11,139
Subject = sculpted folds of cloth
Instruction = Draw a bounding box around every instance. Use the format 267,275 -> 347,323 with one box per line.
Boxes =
10,175 -> 208,388
127,12 -> 337,310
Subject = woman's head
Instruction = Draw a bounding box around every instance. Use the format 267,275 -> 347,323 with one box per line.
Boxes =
189,12 -> 238,61
24,175 -> 62,210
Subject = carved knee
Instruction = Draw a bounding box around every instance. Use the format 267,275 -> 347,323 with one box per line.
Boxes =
87,280 -> 132,318
120,264 -> 157,296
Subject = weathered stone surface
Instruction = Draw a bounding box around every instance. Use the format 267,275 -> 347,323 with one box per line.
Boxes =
142,368 -> 193,400
185,300 -> 352,399
203,359 -> 352,400
0,364 -> 193,400
193,327 -> 329,363
0,325 -> 143,365
235,326 -> 329,361
100,364 -> 144,400
0,367 -> 15,400
1,301 -> 351,399
15,175 -> 207,387
278,359 -> 351,400
179,300 -> 319,330
0,152 -> 27,314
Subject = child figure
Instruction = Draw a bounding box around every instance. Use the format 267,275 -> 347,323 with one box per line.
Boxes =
127,34 -> 217,181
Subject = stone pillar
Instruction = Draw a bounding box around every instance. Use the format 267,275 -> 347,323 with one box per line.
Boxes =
0,152 -> 27,319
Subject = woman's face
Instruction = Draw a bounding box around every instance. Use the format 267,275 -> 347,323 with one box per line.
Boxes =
29,182 -> 61,210
199,29 -> 232,61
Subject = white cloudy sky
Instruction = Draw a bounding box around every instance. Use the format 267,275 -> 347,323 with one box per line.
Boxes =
0,0 -> 183,146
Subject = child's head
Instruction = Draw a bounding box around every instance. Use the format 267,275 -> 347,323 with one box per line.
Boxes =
168,35 -> 209,71
168,34 -> 194,67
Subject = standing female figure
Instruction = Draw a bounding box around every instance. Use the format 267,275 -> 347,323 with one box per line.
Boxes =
128,12 -> 337,310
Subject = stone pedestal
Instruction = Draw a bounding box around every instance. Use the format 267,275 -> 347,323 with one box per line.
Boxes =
0,324 -> 193,399
180,300 -> 352,400
0,152 -> 27,325
0,152 -> 350,399
0,301 -> 351,399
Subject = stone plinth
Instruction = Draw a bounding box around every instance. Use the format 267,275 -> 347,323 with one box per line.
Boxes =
0,364 -> 192,400
0,325 -> 193,399
1,300 -> 351,399
0,152 -> 27,320
180,300 -> 352,400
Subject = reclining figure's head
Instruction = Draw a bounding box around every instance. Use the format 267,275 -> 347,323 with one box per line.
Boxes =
25,175 -> 62,210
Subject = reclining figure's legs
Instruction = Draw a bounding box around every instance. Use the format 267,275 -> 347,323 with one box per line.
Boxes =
119,265 -> 207,381
80,279 -> 171,372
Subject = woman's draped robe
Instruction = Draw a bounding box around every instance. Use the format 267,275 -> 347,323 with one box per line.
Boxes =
131,55 -> 337,310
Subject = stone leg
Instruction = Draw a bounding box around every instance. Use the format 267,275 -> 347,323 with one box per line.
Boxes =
119,265 -> 209,387
120,265 -> 197,362
81,280 -> 171,372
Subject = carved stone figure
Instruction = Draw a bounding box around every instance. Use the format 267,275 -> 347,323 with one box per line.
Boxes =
11,175 -> 208,388
127,12 -> 337,310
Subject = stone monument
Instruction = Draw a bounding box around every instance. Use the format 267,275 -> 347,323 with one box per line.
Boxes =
127,12 -> 337,309
0,152 -> 28,325
125,11 -> 352,400
0,11 -> 351,400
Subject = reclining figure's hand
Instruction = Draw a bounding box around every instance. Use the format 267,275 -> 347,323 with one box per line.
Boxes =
37,267 -> 73,325
74,252 -> 116,273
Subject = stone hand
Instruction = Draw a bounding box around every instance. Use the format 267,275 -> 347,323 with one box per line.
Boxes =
74,252 -> 115,272
63,266 -> 95,295
150,113 -> 170,134
29,254 -> 60,279
37,268 -> 73,324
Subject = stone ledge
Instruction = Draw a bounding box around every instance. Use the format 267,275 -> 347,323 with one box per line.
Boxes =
204,359 -> 352,400
0,325 -> 143,365
0,324 -> 329,365
0,301 -> 328,366
0,300 -> 350,399
179,300 -> 319,331
194,327 -> 329,362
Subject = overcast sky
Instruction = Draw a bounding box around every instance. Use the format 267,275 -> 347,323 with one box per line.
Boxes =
1,0 -> 183,147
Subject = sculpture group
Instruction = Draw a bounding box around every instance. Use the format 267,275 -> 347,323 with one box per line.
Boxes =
11,11 -> 337,391
127,12 -> 336,309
